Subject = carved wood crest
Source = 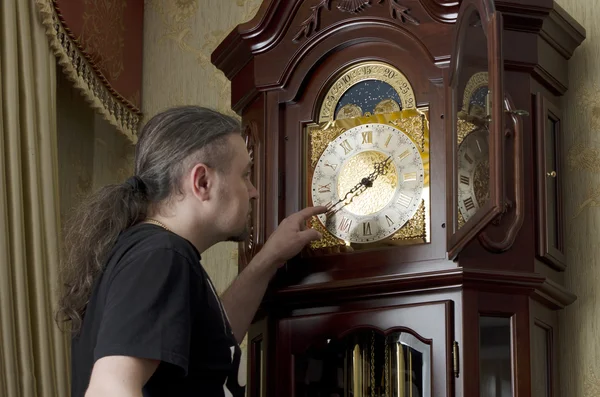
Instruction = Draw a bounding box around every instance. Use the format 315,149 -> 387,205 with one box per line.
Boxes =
293,0 -> 420,42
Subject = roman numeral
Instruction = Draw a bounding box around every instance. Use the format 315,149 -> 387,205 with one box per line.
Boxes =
476,139 -> 482,152
464,197 -> 475,211
464,153 -> 473,164
398,149 -> 410,162
362,131 -> 373,144
397,193 -> 412,208
318,183 -> 331,193
460,175 -> 470,185
325,162 -> 338,171
340,139 -> 353,155
403,172 -> 417,182
362,222 -> 372,236
384,134 -> 392,147
338,217 -> 352,233
385,215 -> 394,227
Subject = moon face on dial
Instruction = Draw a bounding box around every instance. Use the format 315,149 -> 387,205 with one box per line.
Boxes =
311,123 -> 424,244
457,128 -> 490,222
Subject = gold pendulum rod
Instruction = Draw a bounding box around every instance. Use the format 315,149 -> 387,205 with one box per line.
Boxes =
398,343 -> 405,397
409,349 -> 413,397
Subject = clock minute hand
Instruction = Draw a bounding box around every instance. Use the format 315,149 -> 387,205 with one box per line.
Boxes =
325,179 -> 368,217
325,156 -> 392,217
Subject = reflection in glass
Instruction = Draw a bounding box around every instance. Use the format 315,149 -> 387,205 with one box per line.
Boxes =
453,9 -> 491,230
251,338 -> 263,397
386,332 -> 431,397
479,317 -> 513,397
294,330 -> 431,397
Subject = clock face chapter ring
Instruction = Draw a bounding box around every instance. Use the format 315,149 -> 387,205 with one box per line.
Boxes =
310,123 -> 425,244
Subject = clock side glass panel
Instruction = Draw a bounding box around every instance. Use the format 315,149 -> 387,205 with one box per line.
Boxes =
452,9 -> 492,232
304,61 -> 431,255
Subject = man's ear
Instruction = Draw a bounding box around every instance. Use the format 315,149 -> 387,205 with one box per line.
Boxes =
189,163 -> 213,201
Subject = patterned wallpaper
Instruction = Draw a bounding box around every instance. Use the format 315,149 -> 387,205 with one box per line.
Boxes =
142,0 -> 260,120
555,0 -> 600,395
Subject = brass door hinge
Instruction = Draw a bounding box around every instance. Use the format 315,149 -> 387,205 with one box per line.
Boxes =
452,341 -> 460,378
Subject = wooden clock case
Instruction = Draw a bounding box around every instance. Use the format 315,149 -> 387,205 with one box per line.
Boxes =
212,0 -> 585,395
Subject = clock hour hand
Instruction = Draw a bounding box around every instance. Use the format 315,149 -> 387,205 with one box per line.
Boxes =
365,155 -> 392,183
325,181 -> 368,217
325,156 -> 392,217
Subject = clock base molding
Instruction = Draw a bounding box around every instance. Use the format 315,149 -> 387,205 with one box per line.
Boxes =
264,266 -> 574,309
213,0 -> 585,395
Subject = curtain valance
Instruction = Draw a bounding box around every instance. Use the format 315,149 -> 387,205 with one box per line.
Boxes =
36,0 -> 143,141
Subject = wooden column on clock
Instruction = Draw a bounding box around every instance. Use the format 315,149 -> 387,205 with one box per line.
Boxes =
212,1 -> 585,396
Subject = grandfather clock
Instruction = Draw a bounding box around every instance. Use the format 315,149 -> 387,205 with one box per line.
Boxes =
212,0 -> 585,396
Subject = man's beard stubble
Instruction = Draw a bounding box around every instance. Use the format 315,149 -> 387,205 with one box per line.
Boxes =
226,219 -> 251,243
226,228 -> 249,243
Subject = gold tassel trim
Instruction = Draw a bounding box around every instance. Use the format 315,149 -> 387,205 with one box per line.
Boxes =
35,0 -> 141,143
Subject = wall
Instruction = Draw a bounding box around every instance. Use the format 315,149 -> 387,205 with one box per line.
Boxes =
555,0 -> 600,395
57,71 -> 135,229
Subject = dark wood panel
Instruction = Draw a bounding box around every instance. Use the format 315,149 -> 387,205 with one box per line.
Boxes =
534,93 -> 566,270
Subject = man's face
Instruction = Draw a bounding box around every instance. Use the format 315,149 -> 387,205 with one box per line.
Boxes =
213,134 -> 257,242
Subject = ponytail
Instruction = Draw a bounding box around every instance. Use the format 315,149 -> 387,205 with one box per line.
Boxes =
55,106 -> 243,333
56,177 -> 148,333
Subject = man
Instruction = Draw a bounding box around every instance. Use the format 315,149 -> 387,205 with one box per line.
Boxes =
57,106 -> 325,396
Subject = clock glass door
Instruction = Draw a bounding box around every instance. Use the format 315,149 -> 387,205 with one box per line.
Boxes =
295,329 -> 432,397
447,0 -> 505,259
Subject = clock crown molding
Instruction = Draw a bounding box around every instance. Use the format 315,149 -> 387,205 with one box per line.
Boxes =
212,0 -> 585,99
212,0 -> 459,81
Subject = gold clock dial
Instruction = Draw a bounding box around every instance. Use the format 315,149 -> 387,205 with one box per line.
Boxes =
337,150 -> 398,216
305,60 -> 429,252
311,123 -> 424,243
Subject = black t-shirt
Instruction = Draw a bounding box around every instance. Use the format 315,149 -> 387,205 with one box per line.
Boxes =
71,223 -> 246,396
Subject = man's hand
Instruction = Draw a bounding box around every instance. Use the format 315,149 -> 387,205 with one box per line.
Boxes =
220,206 -> 326,343
254,206 -> 327,268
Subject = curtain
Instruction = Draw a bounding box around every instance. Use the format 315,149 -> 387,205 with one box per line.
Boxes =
35,0 -> 144,142
0,0 -> 70,395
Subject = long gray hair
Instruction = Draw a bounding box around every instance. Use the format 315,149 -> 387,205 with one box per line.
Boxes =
57,106 -> 240,333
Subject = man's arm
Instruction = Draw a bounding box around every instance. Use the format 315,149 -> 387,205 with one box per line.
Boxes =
85,356 -> 159,397
220,206 -> 325,343
219,252 -> 276,343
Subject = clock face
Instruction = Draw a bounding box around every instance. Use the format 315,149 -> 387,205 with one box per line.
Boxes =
457,127 -> 490,222
311,123 -> 424,243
